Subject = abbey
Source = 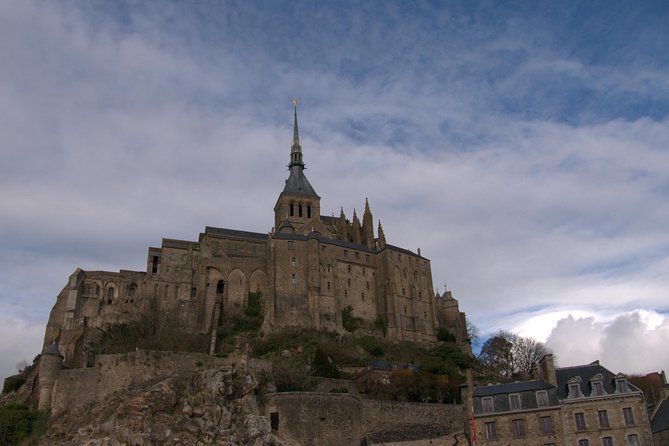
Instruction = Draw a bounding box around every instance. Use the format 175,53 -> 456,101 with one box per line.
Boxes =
43,104 -> 468,367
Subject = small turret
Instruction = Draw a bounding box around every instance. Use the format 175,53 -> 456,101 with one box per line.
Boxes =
338,207 -> 349,241
377,220 -> 386,248
362,198 -> 375,249
351,209 -> 362,245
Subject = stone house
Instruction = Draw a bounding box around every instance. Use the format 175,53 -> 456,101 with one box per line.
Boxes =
42,104 -> 470,368
463,355 -> 654,445
649,374 -> 669,445
467,379 -> 563,445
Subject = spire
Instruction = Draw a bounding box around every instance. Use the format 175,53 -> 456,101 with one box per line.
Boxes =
362,198 -> 374,249
338,207 -> 349,241
351,209 -> 362,244
377,220 -> 386,248
289,99 -> 304,168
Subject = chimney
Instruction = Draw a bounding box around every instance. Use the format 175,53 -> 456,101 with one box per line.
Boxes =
537,354 -> 557,387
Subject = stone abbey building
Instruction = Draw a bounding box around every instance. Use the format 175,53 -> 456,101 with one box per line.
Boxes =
43,105 -> 469,367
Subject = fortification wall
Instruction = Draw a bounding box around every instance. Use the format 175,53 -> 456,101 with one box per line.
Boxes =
50,350 -> 243,414
266,392 -> 464,446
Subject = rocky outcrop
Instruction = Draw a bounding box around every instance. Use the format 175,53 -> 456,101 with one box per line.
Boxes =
41,363 -> 287,445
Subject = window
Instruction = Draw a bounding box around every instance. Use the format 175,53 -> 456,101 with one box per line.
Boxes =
191,287 -> 197,298
348,265 -> 351,273
298,204 -> 302,217
355,252 -> 360,259
602,438 -> 613,446
291,273 -> 296,284
569,383 -> 581,398
512,419 -> 525,438
327,282 -> 331,290
344,250 -> 348,257
107,287 -> 114,304
288,241 -> 295,250
290,203 -> 294,216
623,407 -> 634,426
575,412 -> 586,431
536,390 -> 549,407
485,422 -> 497,440
540,416 -> 553,434
270,412 -> 279,431
307,205 -> 311,219
598,410 -> 610,428
361,292 -> 365,301
482,397 -> 494,413
626,434 -> 639,446
592,381 -> 604,396
362,267 -> 366,276
509,394 -> 521,410
617,377 -> 629,393
216,280 -> 225,295
366,281 -> 369,290
151,255 -> 159,274
579,440 -> 590,446
128,284 -> 137,298
347,278 -> 351,286
291,257 -> 296,266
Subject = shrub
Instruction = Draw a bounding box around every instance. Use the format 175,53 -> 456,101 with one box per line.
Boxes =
436,327 -> 456,343
312,347 -> 341,379
2,375 -> 26,394
0,404 -> 47,445
341,306 -> 360,332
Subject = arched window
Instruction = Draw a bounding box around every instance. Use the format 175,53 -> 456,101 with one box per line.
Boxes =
191,287 -> 197,298
216,280 -> 225,296
290,203 -> 294,216
128,283 -> 137,298
107,287 -> 114,304
307,205 -> 311,218
299,204 -> 303,217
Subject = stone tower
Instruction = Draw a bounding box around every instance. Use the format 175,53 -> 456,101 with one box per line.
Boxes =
37,342 -> 63,410
274,100 -> 321,234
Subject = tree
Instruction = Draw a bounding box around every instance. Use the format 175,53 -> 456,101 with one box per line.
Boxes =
479,332 -> 514,378
512,335 -> 551,375
467,320 -> 481,347
478,330 -> 551,378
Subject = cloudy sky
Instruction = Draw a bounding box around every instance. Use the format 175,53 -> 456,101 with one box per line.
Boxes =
1,0 -> 668,379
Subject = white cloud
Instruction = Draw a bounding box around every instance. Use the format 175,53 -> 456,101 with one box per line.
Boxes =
544,312 -> 669,374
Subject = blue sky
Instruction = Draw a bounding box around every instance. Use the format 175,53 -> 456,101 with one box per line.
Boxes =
1,0 -> 669,378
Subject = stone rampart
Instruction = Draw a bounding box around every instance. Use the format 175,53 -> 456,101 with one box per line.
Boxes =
266,392 -> 464,446
50,350 -> 246,414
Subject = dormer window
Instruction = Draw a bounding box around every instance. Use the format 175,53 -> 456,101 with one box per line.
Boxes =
509,393 -> 521,410
482,396 -> 494,413
536,390 -> 549,407
615,375 -> 629,393
590,374 -> 605,396
567,377 -> 582,399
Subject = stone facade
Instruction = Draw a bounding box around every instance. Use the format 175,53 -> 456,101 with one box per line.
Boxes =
464,356 -> 655,445
42,105 -> 469,368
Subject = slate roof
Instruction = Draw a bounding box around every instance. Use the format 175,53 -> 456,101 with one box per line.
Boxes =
204,226 -> 267,240
472,380 -> 560,414
474,379 -> 554,397
652,397 -> 669,434
282,166 -> 319,197
555,362 -> 640,399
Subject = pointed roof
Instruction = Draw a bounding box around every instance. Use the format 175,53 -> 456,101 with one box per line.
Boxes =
282,100 -> 319,198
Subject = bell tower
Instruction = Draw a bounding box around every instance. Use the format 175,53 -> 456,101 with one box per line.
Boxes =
274,100 -> 321,233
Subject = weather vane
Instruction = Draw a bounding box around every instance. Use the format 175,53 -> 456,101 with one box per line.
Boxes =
292,98 -> 298,108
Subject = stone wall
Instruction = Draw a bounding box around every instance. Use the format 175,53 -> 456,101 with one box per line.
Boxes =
266,392 -> 464,446
50,350 -> 248,414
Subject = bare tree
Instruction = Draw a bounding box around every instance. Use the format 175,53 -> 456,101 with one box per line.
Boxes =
512,336 -> 551,375
478,329 -> 551,378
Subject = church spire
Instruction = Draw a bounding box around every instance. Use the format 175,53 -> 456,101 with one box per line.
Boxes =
289,99 -> 304,168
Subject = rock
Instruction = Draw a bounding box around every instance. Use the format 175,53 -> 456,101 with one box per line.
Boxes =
40,364 -> 287,446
